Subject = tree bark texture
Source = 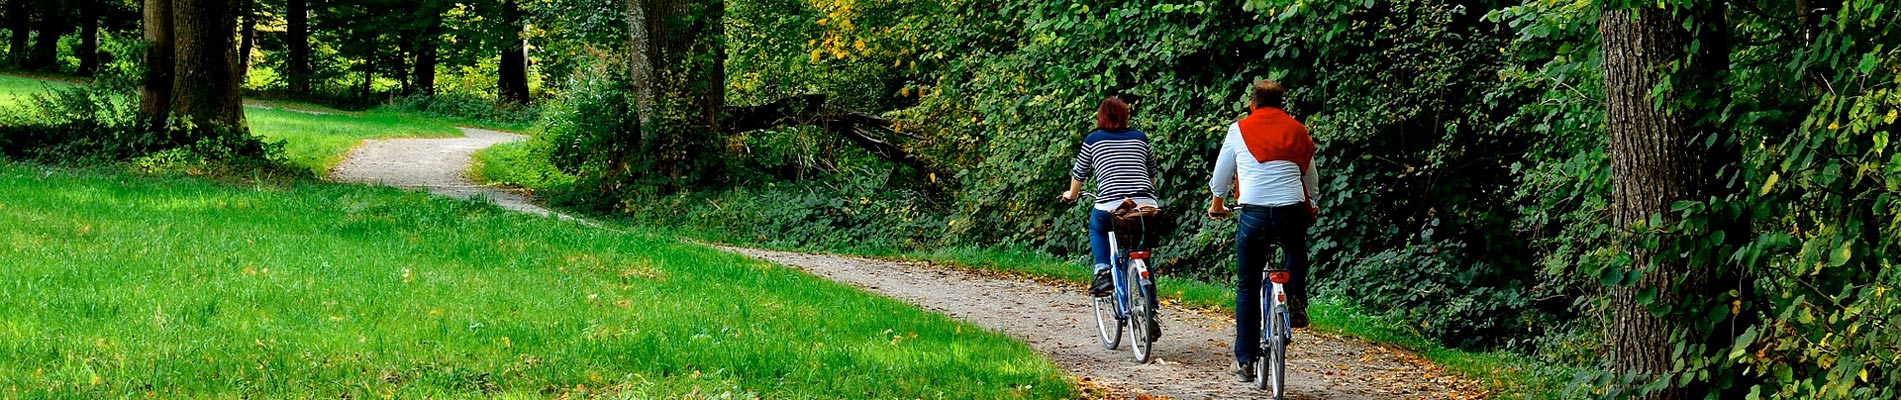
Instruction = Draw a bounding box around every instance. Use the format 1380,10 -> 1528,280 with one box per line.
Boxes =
77,0 -> 96,75
496,0 -> 528,104
6,0 -> 28,66
167,0 -> 243,127
625,0 -> 725,181
1599,4 -> 1735,399
28,0 -> 63,71
285,0 -> 308,95
139,0 -> 174,123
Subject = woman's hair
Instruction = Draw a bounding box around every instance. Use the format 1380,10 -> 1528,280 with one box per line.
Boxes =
1095,96 -> 1130,130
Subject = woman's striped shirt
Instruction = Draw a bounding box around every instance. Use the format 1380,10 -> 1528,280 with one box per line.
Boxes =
1071,129 -> 1159,211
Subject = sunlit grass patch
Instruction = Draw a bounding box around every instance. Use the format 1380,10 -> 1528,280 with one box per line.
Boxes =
0,162 -> 1072,398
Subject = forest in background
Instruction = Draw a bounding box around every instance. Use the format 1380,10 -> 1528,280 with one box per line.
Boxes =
0,0 -> 1896,398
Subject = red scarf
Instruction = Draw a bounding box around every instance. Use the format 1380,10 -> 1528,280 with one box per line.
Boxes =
1238,107 -> 1313,171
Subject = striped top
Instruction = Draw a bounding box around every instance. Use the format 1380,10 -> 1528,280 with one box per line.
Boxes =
1071,129 -> 1159,211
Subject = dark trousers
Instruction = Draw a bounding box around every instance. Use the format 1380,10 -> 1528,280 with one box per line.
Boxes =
1233,203 -> 1310,363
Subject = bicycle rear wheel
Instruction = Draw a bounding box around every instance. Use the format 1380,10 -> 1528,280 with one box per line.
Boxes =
1126,259 -> 1155,363
1260,302 -> 1288,398
1092,293 -> 1121,350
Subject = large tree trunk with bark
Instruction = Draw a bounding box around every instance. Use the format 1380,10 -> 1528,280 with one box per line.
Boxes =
77,0 -> 96,75
27,0 -> 63,71
285,0 -> 308,95
139,0 -> 174,123
1599,4 -> 1737,399
496,0 -> 528,104
5,0 -> 27,66
625,0 -> 724,182
146,0 -> 242,129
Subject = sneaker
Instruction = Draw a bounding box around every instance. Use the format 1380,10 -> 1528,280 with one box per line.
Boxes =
1234,362 -> 1256,382
1088,271 -> 1114,297
1147,319 -> 1163,340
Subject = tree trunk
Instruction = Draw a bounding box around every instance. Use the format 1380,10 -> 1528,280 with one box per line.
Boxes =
6,0 -> 28,66
139,0 -> 175,125
285,0 -> 308,95
236,0 -> 255,83
168,0 -> 242,127
27,0 -> 63,71
496,0 -> 528,104
625,0 -> 725,182
413,31 -> 437,95
77,0 -> 96,75
1599,4 -> 1735,399
359,35 -> 373,100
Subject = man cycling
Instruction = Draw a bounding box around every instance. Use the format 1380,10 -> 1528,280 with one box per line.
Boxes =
1206,79 -> 1318,382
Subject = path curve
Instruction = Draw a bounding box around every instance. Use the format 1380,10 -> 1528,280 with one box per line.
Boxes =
722,247 -> 1487,400
325,127 -> 1485,399
329,127 -> 569,218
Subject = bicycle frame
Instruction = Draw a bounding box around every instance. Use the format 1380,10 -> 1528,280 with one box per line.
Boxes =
1104,231 -> 1153,321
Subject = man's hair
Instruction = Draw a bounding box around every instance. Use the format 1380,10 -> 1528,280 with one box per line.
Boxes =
1250,79 -> 1286,109
1096,96 -> 1130,130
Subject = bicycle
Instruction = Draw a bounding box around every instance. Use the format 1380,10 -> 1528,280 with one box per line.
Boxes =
1070,192 -> 1162,364
1256,263 -> 1293,397
1211,205 -> 1294,398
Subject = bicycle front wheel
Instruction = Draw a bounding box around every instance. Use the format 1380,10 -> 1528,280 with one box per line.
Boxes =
1092,293 -> 1121,350
1126,259 -> 1155,364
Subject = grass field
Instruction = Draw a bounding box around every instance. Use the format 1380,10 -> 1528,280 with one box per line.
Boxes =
0,162 -> 1072,398
0,74 -> 75,103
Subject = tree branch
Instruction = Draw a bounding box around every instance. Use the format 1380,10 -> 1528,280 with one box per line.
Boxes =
723,95 -> 933,174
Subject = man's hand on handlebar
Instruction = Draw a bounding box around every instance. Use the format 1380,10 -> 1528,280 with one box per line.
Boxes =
1061,189 -> 1080,203
1207,198 -> 1231,220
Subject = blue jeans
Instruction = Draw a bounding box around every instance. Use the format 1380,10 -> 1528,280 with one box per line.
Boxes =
1087,209 -> 1156,274
1233,204 -> 1310,364
1087,209 -> 1116,274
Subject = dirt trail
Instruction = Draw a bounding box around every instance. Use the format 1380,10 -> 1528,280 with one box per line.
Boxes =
326,127 -> 1485,399
721,247 -> 1485,400
328,127 -> 575,219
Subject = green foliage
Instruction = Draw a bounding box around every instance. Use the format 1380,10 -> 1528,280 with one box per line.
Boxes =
536,59 -> 644,205
0,163 -> 1073,398
387,90 -> 541,130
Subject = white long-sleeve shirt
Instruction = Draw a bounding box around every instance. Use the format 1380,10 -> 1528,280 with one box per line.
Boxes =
1208,121 -> 1318,207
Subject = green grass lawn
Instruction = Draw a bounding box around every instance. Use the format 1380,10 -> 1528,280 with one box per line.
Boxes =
0,162 -> 1072,398
0,73 -> 75,103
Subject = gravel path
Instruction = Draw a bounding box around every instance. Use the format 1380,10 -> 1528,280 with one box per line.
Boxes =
722,247 -> 1487,400
326,128 -> 1487,399
328,127 -> 574,219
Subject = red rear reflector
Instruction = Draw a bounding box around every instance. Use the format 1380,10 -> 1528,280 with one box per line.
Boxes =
1129,251 -> 1151,260
1268,271 -> 1291,284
